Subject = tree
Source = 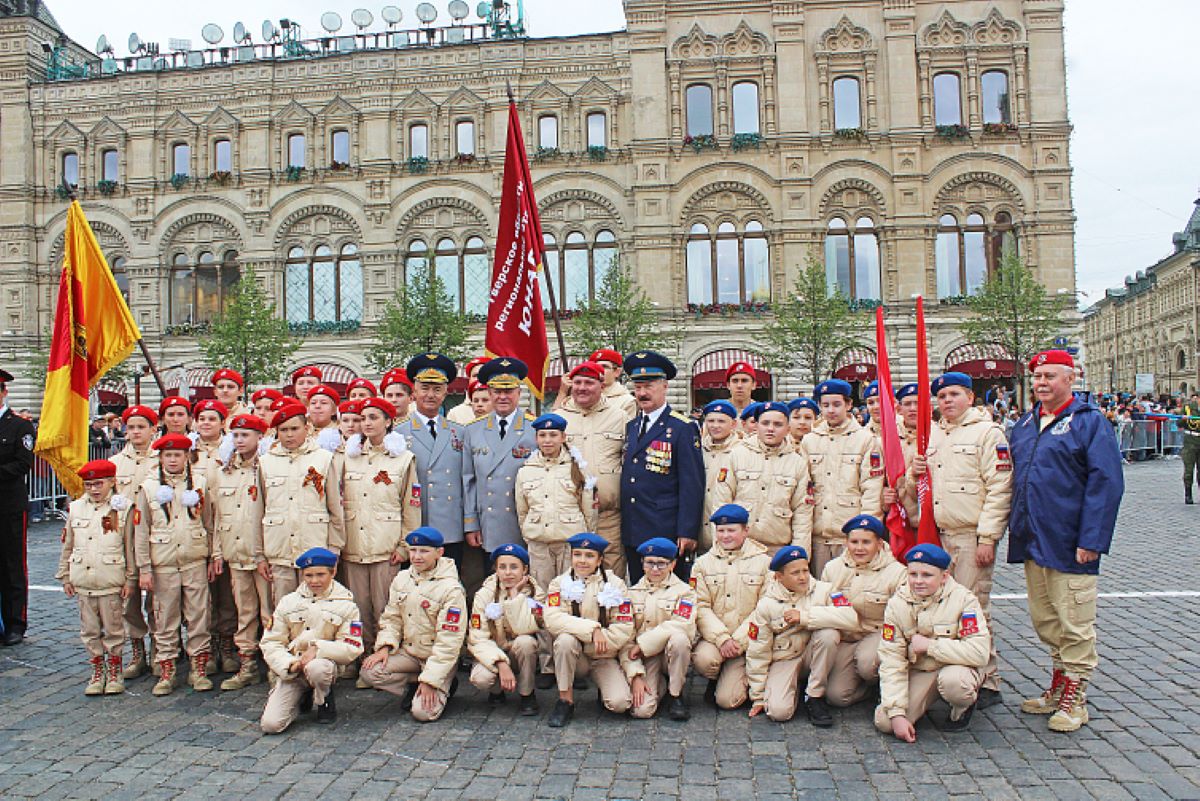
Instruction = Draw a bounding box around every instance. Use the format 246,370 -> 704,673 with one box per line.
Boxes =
959,249 -> 1073,408
757,251 -> 868,388
366,263 -> 471,371
567,259 -> 681,358
199,266 -> 301,389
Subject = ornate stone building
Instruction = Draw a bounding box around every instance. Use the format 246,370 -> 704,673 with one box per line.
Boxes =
1082,199 -> 1200,397
0,0 -> 1074,408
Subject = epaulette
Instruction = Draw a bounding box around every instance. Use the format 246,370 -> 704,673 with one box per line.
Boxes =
524,411 -> 536,420
670,410 -> 692,424
469,415 -> 489,424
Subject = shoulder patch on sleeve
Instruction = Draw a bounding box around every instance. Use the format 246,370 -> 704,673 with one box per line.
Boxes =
830,591 -> 851,608
547,592 -> 561,607
881,623 -> 896,641
748,621 -> 758,641
959,612 -> 979,637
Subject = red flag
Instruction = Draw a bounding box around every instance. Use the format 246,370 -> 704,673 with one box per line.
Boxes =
914,297 -> 941,549
874,308 -> 915,558
486,100 -> 550,399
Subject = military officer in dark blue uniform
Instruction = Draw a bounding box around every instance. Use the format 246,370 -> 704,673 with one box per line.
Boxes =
0,369 -> 35,645
620,352 -> 704,583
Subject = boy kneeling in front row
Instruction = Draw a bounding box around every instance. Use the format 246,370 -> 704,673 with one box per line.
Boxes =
260,548 -> 363,733
874,545 -> 991,742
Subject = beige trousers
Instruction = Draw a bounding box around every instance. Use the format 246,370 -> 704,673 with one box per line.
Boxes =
630,631 -> 693,718
809,541 -> 845,579
873,664 -> 983,732
229,568 -> 271,654
269,567 -> 300,614
1024,560 -> 1098,680
944,531 -> 999,690
468,634 -> 538,696
761,628 -> 841,721
691,641 -> 749,709
527,540 -> 572,593
78,593 -> 125,658
552,633 -> 632,713
150,564 -> 211,661
341,560 -> 400,654
260,658 -> 336,734
123,585 -> 153,640
361,652 -> 450,722
826,632 -> 883,707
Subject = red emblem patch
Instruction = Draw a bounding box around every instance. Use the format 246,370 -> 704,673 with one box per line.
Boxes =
548,592 -> 561,607
689,576 -> 697,588
959,613 -> 979,637
675,599 -> 693,620
881,623 -> 895,641
349,621 -> 362,637
446,607 -> 461,623
133,508 -> 141,525
248,485 -> 258,501
717,468 -> 728,483
470,614 -> 481,629
618,602 -> 632,615
748,622 -> 758,641
831,592 -> 851,608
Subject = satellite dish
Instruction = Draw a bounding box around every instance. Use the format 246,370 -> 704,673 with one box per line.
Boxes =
415,3 -> 438,24
448,0 -> 469,21
351,8 -> 373,29
476,2 -> 490,19
128,32 -> 141,53
201,24 -> 224,45
320,12 -> 343,33
381,5 -> 402,25
233,22 -> 249,43
261,20 -> 277,41
96,34 -> 112,53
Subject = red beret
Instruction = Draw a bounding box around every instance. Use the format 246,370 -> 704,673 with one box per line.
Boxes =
380,369 -> 413,392
77,459 -> 117,480
228,414 -> 267,433
211,369 -> 244,387
152,433 -> 193,452
360,397 -> 397,419
159,396 -> 191,416
193,399 -> 229,419
347,378 -> 378,396
271,402 -> 308,429
467,379 -> 484,396
725,361 -> 756,382
291,366 -> 323,383
121,405 -> 159,426
338,400 -> 364,416
269,397 -> 294,412
1029,350 -> 1075,372
464,356 -> 491,378
307,384 -> 341,405
568,360 -> 604,381
251,388 -> 284,404
589,349 -> 622,366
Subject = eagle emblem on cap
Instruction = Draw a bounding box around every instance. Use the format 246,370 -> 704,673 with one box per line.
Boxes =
500,359 -> 511,367
636,353 -> 647,359
425,353 -> 436,359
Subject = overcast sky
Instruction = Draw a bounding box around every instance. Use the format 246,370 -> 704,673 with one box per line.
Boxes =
47,0 -> 1199,306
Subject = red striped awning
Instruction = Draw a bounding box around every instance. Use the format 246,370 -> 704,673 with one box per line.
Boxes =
832,346 -> 877,382
282,362 -> 360,398
691,349 -> 771,390
945,343 -> 1019,379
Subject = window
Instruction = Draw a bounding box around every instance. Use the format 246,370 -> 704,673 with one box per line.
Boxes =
101,149 -> 119,182
213,139 -> 232,172
463,237 -> 489,316
62,152 -> 78,187
169,250 -> 239,325
330,130 -> 350,166
541,230 -> 622,311
409,125 -> 428,159
435,238 -> 461,311
594,230 -> 617,292
564,232 -> 589,309
284,243 -> 362,323
109,256 -> 129,302
540,233 -> 558,310
538,116 -> 558,150
732,82 -> 760,135
686,220 -> 771,306
991,211 -> 1017,266
936,213 -> 990,298
405,240 -> 429,287
981,71 -> 1011,125
832,77 -> 861,130
586,112 -> 607,148
287,134 -> 306,168
686,85 -> 713,137
456,120 -> 475,155
824,217 -> 880,301
933,73 -> 962,126
172,143 -> 190,177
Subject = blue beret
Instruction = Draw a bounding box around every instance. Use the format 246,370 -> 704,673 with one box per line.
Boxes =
814,379 -> 853,400
531,413 -> 567,432
931,372 -> 973,394
788,397 -> 819,415
740,401 -> 764,421
295,547 -> 338,569
895,383 -> 919,401
566,532 -> 608,553
757,401 -> 790,419
703,400 -> 737,419
405,526 -> 445,547
491,543 -> 530,565
842,514 -> 887,540
905,544 -> 951,570
709,503 -> 750,526
637,537 -> 678,560
863,381 -> 879,400
770,546 -> 809,571
623,351 -> 677,381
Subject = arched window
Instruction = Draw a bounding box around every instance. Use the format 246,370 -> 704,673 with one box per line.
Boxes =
169,250 -> 239,325
109,256 -> 129,302
933,73 -> 962,126
936,214 -> 963,298
541,230 -> 621,311
456,120 -> 475,155
287,133 -> 305,168
101,149 -> 119,182
284,243 -> 362,323
62,152 -> 79,187
964,213 -> 988,292
463,236 -> 489,316
213,139 -> 232,173
594,230 -> 618,292
686,221 -> 772,306
824,217 -> 880,301
330,130 -> 350,167
732,82 -> 760,135
991,211 -> 1017,266
832,77 -> 861,129
172,143 -> 190,177
586,112 -> 607,148
936,213 -> 993,298
540,233 -> 557,310
981,71 -> 1011,125
435,237 -> 461,310
409,124 -> 429,159
563,232 -> 589,309
538,116 -> 558,149
686,85 -> 713,137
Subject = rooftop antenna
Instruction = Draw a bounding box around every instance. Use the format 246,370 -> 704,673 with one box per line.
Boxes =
127,32 -> 142,54
233,21 -> 250,44
261,19 -> 279,43
415,2 -> 438,43
201,24 -> 224,46
448,0 -> 469,23
96,34 -> 113,55
320,11 -> 343,34
381,5 -> 402,27
351,8 -> 373,32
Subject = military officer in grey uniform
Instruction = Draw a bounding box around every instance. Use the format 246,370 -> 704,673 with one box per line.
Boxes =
462,358 -> 537,558
398,354 -> 470,566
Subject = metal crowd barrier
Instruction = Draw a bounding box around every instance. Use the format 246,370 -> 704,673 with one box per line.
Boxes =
1117,419 -> 1183,460
26,441 -> 121,521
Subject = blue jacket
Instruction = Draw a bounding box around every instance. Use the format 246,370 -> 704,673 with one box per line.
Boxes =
1006,396 -> 1124,575
620,405 -> 705,548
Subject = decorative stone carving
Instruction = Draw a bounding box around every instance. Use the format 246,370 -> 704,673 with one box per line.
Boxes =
819,178 -> 887,216
819,16 -> 874,53
681,181 -> 774,224
274,205 -> 361,249
672,24 -> 719,60
972,9 -> 1023,45
921,10 -> 970,47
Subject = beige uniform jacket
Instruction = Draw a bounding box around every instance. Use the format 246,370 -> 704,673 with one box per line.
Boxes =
713,437 -> 812,551
258,440 -> 345,566
192,438 -> 223,477
619,573 -> 697,679
802,418 -> 884,544
446,403 -> 476,426
559,394 -> 632,517
603,382 -> 637,419
209,453 -> 264,570
701,435 -> 738,549
260,579 -> 364,677
820,548 -> 908,638
904,407 -> 1012,544
877,577 -> 991,719
544,570 -> 635,657
515,450 -> 594,543
466,574 -> 546,670
745,578 -> 860,702
690,538 -> 772,648
375,557 -> 467,689
339,440 -> 422,564
134,473 -> 215,574
56,495 -> 136,595
111,444 -> 157,502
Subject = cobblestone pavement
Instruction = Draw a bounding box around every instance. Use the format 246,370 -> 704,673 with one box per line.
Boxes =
1,458 -> 1198,800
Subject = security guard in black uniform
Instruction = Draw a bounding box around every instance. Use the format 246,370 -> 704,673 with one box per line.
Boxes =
620,351 -> 705,584
1182,390 -> 1200,504
0,369 -> 35,645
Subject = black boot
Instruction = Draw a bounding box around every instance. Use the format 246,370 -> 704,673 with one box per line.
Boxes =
573,675 -> 589,690
519,693 -> 539,716
1186,484 -> 1194,505
805,695 -> 833,728
401,683 -> 417,711
939,701 -> 976,732
704,679 -> 717,707
316,686 -> 336,724
547,699 -> 574,728
977,687 -> 1003,709
488,691 -> 506,705
536,672 -> 555,691
667,693 -> 690,721
298,688 -> 314,714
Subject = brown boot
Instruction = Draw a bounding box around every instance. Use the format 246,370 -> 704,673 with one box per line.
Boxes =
1021,667 -> 1065,715
220,652 -> 261,691
1048,675 -> 1089,732
189,652 -> 215,692
123,638 -> 147,679
104,654 -> 125,694
218,637 -> 239,674
85,656 -> 106,696
152,660 -> 177,696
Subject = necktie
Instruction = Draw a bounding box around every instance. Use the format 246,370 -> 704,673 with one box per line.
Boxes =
428,419 -> 437,439
499,418 -> 508,440
639,414 -> 649,440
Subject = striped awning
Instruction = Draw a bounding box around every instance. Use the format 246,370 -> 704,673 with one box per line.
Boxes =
691,349 -> 771,389
282,362 -> 360,397
945,343 -> 1019,379
832,346 -> 877,382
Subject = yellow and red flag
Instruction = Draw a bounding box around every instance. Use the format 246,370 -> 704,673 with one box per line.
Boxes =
486,98 -> 550,399
35,201 -> 141,496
